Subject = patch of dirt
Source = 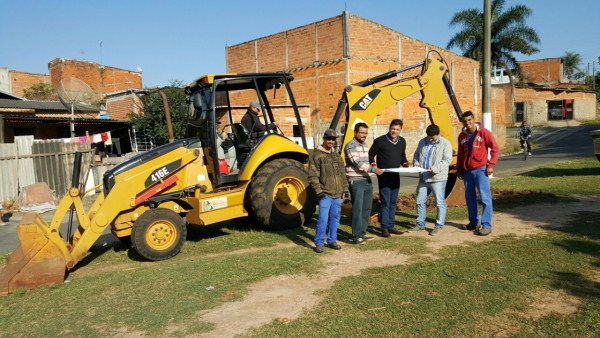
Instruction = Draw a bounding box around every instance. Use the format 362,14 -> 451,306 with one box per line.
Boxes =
473,289 -> 582,337
194,249 -> 411,338
189,197 -> 598,337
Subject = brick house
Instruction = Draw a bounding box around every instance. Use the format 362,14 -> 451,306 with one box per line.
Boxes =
512,58 -> 596,125
226,11 -> 508,154
0,60 -> 142,149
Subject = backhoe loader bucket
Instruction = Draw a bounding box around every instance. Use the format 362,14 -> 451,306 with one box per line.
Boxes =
0,213 -> 67,295
445,173 -> 466,207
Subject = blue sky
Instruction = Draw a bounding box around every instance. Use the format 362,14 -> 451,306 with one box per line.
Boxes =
1,0 -> 598,87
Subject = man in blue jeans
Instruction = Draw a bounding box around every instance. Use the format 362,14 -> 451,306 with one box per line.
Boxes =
369,119 -> 408,237
308,129 -> 348,253
345,123 -> 382,244
457,111 -> 499,236
412,124 -> 453,236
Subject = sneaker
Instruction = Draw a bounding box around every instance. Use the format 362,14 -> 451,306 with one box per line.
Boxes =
313,245 -> 324,253
388,228 -> 405,235
350,237 -> 366,244
528,152 -> 532,155
476,227 -> 492,236
429,227 -> 442,236
362,235 -> 375,241
462,223 -> 478,231
409,225 -> 425,231
328,242 -> 342,250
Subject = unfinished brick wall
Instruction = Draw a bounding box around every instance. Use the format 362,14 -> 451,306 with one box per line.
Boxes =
226,12 -> 488,144
519,58 -> 563,86
9,70 -> 51,97
48,59 -> 142,101
106,93 -> 143,120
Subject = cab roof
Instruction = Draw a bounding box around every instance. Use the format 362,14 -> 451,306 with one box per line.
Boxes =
185,72 -> 294,94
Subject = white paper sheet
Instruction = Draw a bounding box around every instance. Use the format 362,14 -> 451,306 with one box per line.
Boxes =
381,167 -> 428,174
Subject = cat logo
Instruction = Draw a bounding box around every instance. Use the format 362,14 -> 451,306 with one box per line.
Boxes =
350,89 -> 381,111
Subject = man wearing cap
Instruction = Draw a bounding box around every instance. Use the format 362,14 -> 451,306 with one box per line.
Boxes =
308,129 -> 348,253
241,101 -> 277,139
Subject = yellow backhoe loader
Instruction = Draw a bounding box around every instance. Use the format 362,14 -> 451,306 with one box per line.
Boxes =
0,73 -> 316,294
0,51 -> 465,295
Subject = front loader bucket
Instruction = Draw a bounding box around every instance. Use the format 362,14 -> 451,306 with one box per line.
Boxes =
0,213 -> 67,295
445,173 -> 466,207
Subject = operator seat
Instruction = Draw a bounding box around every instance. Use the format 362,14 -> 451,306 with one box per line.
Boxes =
230,123 -> 253,169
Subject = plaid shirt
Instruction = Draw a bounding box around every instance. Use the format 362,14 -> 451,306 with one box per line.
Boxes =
344,138 -> 375,178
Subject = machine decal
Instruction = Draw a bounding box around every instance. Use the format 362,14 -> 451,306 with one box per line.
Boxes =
350,89 -> 381,111
202,197 -> 228,211
144,159 -> 182,187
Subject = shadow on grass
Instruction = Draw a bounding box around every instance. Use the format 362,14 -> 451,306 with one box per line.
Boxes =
521,166 -> 600,178
548,212 -> 600,298
492,190 -> 578,212
551,271 -> 600,298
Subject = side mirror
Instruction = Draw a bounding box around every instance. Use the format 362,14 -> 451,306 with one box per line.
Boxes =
192,92 -> 202,110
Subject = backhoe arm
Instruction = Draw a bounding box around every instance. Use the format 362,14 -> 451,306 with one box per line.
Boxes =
330,56 -> 463,164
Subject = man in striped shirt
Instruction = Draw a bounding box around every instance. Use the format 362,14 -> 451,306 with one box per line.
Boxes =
345,122 -> 382,244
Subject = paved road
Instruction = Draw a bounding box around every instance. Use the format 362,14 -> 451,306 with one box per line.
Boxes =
1,125 -> 597,254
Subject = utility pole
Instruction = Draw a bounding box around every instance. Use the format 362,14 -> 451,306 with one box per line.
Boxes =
482,0 -> 492,131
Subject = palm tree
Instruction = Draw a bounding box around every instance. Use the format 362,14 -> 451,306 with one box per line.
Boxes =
447,0 -> 540,83
562,52 -> 581,80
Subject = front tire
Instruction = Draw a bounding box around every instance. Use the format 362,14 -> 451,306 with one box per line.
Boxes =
249,159 -> 316,230
131,208 -> 187,261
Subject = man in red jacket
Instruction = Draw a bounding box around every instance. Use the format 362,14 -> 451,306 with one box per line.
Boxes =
456,111 -> 499,236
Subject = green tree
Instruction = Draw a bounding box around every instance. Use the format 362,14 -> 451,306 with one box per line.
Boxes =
562,51 -> 582,79
22,83 -> 57,100
447,0 -> 540,82
130,81 -> 188,146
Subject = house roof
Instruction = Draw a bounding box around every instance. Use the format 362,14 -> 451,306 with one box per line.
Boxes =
0,98 -> 100,112
0,90 -> 23,100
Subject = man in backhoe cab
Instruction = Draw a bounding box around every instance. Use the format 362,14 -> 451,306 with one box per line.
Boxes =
457,111 -> 499,236
345,122 -> 382,244
308,129 -> 348,253
241,101 -> 277,140
368,119 -> 408,238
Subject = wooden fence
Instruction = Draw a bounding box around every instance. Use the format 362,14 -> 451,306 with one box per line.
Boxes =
0,136 -> 93,202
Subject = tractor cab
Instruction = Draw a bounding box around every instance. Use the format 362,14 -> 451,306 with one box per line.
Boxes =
185,73 -> 308,187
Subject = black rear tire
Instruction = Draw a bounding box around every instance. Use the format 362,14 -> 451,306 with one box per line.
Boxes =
249,159 -> 316,230
131,208 -> 187,261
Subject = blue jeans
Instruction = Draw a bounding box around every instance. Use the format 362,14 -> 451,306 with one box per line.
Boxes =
416,180 -> 447,229
378,174 -> 399,230
463,166 -> 493,229
314,196 -> 342,246
349,178 -> 373,239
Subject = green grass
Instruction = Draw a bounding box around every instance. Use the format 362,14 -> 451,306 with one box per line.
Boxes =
581,118 -> 600,126
1,157 -> 599,337
247,211 -> 600,337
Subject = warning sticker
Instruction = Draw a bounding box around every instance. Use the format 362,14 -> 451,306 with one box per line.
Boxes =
201,197 -> 228,212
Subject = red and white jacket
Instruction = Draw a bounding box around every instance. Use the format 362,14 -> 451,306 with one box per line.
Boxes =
457,124 -> 499,172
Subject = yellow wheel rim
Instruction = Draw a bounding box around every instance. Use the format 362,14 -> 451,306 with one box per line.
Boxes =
145,220 -> 177,251
272,176 -> 306,215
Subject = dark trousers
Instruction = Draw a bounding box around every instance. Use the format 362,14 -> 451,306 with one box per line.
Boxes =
378,173 -> 400,230
348,178 -> 373,240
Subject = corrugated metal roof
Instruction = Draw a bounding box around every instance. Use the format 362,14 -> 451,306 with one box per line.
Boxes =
1,113 -> 125,123
0,98 -> 100,112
